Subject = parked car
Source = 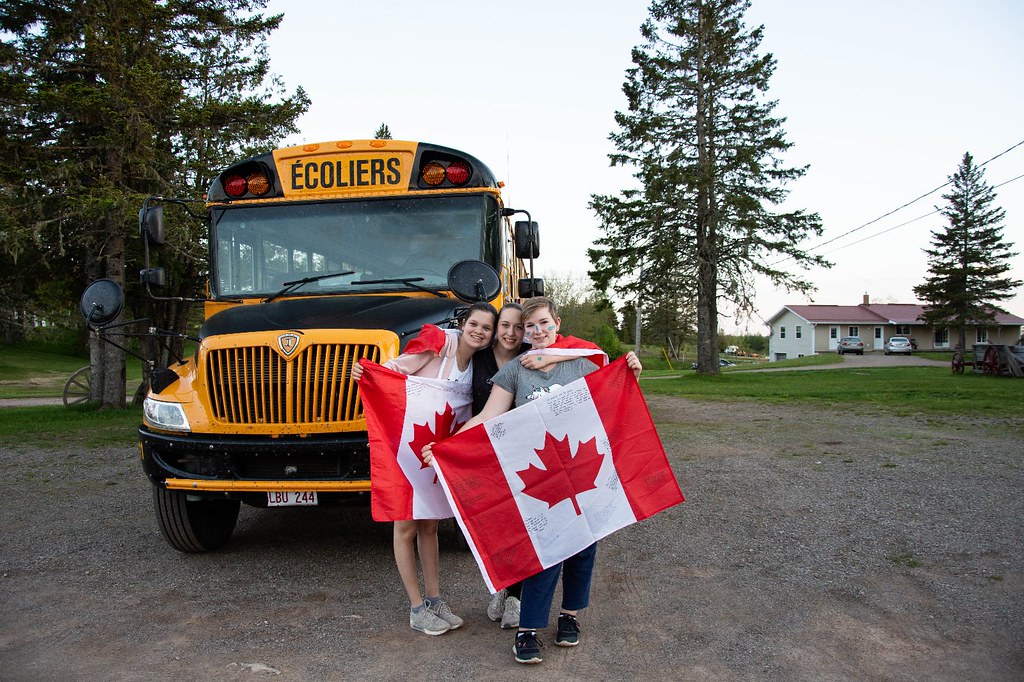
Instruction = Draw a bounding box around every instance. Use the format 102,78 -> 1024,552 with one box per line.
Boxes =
837,336 -> 864,355
691,359 -> 738,369
884,336 -> 913,355
724,345 -> 740,355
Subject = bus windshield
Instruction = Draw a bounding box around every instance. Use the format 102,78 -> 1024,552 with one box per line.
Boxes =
212,194 -> 499,298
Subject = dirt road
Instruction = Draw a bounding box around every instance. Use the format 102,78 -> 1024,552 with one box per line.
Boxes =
1,396 -> 1021,680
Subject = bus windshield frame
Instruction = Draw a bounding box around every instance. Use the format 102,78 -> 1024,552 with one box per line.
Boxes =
210,193 -> 502,299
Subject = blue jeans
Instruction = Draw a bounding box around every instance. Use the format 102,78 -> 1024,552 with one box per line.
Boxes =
518,543 -> 597,630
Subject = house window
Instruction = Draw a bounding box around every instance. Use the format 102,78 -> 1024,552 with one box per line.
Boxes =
796,325 -> 802,339
934,328 -> 949,346
830,327 -> 838,339
874,328 -> 882,340
977,328 -> 988,343
780,326 -> 786,339
848,326 -> 859,337
895,324 -> 911,335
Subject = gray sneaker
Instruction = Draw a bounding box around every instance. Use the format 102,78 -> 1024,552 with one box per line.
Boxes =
428,598 -> 464,630
500,595 -> 520,629
410,606 -> 451,636
487,589 -> 507,622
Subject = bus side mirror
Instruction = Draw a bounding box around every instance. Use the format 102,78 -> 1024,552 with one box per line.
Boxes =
79,278 -> 125,326
518,277 -> 545,298
139,205 -> 166,246
514,221 -> 540,259
140,267 -> 166,287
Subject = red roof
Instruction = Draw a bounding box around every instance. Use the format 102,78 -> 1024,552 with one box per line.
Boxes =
783,305 -> 886,323
773,303 -> 1024,325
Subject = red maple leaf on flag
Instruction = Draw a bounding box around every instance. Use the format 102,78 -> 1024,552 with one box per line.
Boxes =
518,434 -> 604,515
408,403 -> 465,481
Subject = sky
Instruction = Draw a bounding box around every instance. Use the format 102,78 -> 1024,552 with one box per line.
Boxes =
262,0 -> 1023,334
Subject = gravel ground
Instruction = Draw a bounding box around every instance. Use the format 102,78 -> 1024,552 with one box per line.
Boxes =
1,395 -> 1022,681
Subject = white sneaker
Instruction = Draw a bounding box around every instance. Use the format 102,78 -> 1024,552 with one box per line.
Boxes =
500,596 -> 521,629
428,598 -> 464,630
410,607 -> 451,636
487,589 -> 507,622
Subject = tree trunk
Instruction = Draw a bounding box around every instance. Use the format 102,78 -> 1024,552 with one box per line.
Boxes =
100,229 -> 127,409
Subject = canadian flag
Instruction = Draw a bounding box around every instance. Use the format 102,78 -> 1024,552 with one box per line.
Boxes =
529,334 -> 609,367
359,360 -> 471,521
432,355 -> 684,592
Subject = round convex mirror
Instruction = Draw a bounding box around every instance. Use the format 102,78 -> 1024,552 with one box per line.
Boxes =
447,260 -> 501,303
79,278 -> 125,325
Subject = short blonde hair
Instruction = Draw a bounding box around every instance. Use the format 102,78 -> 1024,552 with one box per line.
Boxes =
520,296 -> 559,323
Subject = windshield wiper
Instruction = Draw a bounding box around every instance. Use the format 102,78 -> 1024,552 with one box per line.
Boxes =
263,270 -> 355,303
352,278 -> 446,298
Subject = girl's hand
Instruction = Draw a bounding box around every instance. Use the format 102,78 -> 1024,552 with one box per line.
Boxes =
625,351 -> 643,378
520,353 -> 547,370
351,361 -> 364,382
421,442 -> 435,467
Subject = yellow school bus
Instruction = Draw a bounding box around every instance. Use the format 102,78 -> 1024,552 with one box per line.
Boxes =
135,139 -> 540,552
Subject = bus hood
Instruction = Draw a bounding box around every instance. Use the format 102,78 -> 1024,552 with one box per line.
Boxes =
199,296 -> 464,350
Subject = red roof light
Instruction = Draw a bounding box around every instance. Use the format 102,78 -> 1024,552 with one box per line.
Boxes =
223,174 -> 247,198
446,160 -> 471,185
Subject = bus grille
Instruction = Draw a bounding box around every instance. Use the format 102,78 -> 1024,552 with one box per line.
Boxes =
206,344 -> 380,425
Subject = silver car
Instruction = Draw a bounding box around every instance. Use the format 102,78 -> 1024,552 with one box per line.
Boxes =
837,336 -> 864,355
884,336 -> 913,355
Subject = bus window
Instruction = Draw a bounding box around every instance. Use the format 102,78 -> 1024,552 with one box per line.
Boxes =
210,194 -> 497,298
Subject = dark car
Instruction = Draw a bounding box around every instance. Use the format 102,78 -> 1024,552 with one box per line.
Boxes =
691,359 -> 737,369
837,336 -> 864,355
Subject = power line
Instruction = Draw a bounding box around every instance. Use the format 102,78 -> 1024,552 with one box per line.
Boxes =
771,139 -> 1024,264
816,171 -> 1024,256
817,171 -> 1024,256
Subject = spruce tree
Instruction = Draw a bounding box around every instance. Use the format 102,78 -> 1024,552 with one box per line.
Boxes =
590,0 -> 826,373
0,0 -> 308,406
913,152 -> 1021,351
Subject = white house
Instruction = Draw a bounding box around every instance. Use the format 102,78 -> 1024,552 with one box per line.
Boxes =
766,295 -> 1024,361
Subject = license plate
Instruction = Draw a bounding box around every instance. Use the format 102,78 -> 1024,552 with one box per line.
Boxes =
267,491 -> 318,507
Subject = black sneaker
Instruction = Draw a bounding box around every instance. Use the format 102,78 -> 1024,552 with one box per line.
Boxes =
555,613 -> 580,647
514,630 -> 544,664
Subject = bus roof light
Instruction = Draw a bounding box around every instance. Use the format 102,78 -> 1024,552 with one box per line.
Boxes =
223,174 -> 248,198
446,160 -> 471,186
247,172 -> 271,196
421,161 -> 446,186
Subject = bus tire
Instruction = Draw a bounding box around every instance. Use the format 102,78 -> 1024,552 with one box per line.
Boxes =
153,487 -> 240,553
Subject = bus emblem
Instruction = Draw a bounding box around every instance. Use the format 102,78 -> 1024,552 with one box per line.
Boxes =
278,333 -> 301,357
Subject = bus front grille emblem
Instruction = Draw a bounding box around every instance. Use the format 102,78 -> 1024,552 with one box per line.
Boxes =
277,333 -> 300,357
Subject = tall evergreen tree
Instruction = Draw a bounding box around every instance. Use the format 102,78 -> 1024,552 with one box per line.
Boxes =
912,152 -> 1020,351
374,123 -> 393,139
590,0 -> 827,373
0,0 -> 308,407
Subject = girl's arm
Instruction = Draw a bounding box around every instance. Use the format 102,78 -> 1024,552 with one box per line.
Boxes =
519,352 -> 577,370
351,350 -> 432,381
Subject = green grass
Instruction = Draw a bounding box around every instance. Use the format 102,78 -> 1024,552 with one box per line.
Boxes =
0,345 -> 145,398
0,404 -> 142,448
640,365 -> 1023,416
639,351 -> 841,376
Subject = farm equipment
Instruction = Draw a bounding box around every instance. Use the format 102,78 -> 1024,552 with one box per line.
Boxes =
951,344 -> 1024,377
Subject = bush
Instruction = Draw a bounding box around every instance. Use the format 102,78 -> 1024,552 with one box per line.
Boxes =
593,324 -> 624,360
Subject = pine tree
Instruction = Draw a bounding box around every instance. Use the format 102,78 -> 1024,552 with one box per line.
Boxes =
912,152 -> 1021,351
590,0 -> 826,373
374,123 -> 393,139
0,0 -> 308,407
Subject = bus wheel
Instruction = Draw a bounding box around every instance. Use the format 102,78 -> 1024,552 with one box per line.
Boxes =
153,487 -> 240,553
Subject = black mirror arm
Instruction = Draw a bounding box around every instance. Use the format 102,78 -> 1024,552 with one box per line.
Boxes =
503,207 -> 535,284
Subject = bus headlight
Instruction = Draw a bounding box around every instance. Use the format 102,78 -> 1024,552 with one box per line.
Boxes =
143,397 -> 191,433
